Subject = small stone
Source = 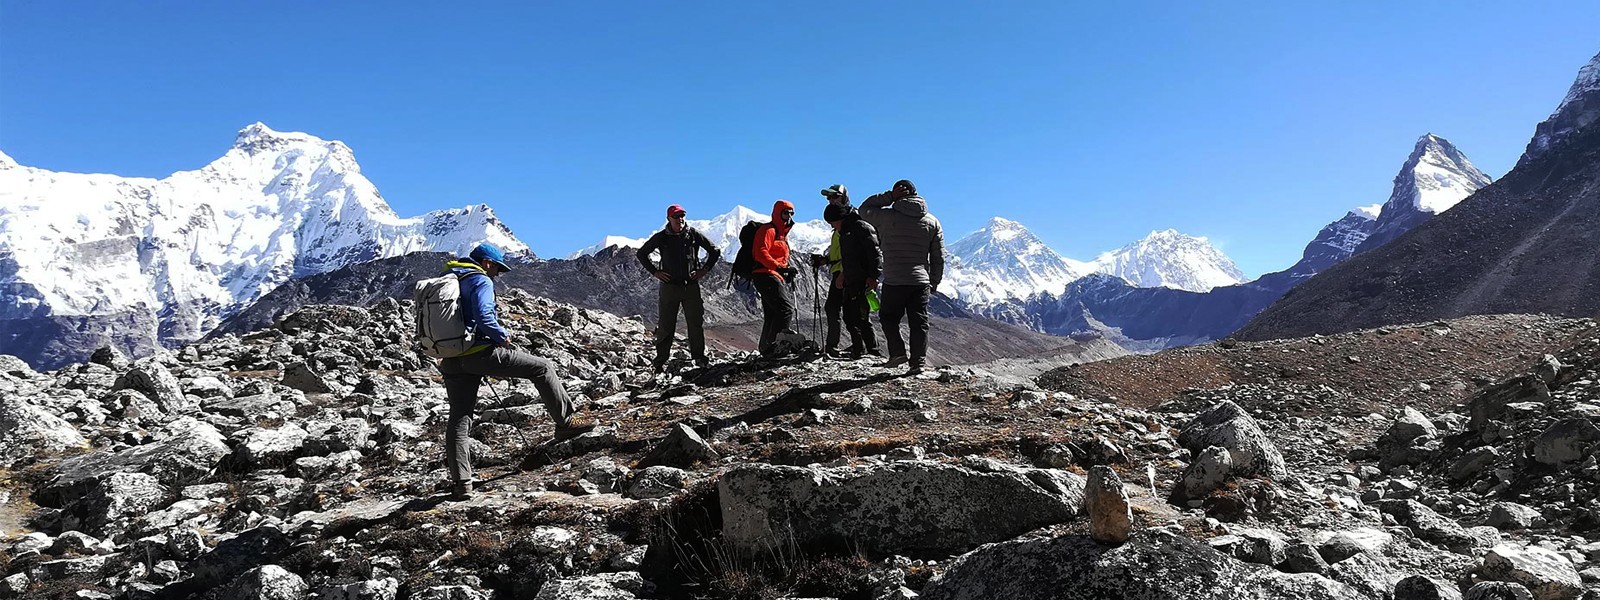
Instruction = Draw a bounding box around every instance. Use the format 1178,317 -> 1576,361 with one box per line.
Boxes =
1085,465 -> 1131,545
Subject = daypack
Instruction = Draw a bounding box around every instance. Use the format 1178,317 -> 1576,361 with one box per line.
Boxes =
729,220 -> 766,281
413,269 -> 482,358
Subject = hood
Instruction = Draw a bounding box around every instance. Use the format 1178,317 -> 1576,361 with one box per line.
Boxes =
892,195 -> 928,218
771,199 -> 795,232
445,259 -> 487,276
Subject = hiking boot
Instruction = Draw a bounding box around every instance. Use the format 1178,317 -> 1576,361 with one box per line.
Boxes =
906,360 -> 926,376
448,480 -> 473,500
693,356 -> 711,369
554,417 -> 597,440
884,355 -> 908,369
651,360 -> 667,374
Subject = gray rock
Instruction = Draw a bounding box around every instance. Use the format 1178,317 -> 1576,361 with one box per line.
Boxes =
1326,552 -> 1402,600
413,586 -> 491,600
113,356 -> 190,413
204,393 -> 289,421
1177,400 -> 1288,479
318,578 -> 400,600
0,393 -> 88,465
1279,540 -> 1329,575
719,460 -> 1084,557
921,529 -> 1359,600
42,417 -> 229,502
167,529 -> 207,561
1530,419 -> 1600,467
281,361 -> 333,394
1086,465 -> 1132,545
0,573 -> 28,599
637,423 -> 718,469
49,531 -> 103,555
10,532 -> 52,556
186,376 -> 233,399
235,424 -> 310,467
89,346 -> 130,370
1373,500 -> 1478,552
1395,575 -> 1464,600
1451,447 -> 1502,482
222,565 -> 308,600
1381,407 -> 1439,447
1469,376 -> 1549,431
1316,528 -> 1394,564
1478,544 -> 1584,600
1465,581 -> 1535,600
162,527 -> 292,597
527,526 -> 580,554
534,572 -> 649,600
29,554 -> 111,581
77,471 -> 172,536
626,466 -> 688,499
1180,445 -> 1233,500
1487,503 -> 1546,531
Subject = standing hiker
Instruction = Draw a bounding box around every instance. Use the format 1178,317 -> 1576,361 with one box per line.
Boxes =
433,242 -> 595,499
811,185 -> 882,359
636,204 -> 721,372
751,200 -> 800,356
860,180 -> 944,374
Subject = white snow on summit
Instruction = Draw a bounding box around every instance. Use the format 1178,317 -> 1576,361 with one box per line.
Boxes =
1090,229 -> 1246,292
1521,50 -> 1600,166
942,217 -> 1093,305
0,122 -> 527,344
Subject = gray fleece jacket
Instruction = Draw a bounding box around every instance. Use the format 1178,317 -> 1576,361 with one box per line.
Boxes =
859,192 -> 945,287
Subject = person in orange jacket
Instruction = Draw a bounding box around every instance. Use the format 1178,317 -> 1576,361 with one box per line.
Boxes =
752,199 -> 800,356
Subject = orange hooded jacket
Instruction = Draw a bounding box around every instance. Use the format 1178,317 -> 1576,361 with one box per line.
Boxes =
753,199 -> 794,281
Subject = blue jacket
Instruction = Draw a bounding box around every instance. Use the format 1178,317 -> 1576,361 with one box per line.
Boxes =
445,260 -> 509,350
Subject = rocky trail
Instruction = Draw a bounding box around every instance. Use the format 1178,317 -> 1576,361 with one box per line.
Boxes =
1,291 -> 1597,599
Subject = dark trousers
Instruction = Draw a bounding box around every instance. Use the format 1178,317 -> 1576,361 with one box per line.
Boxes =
879,284 -> 931,364
438,347 -> 575,483
655,282 -> 706,364
752,273 -> 794,355
824,277 -> 843,351
841,282 -> 878,355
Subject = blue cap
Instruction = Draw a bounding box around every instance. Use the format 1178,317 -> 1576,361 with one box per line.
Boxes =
469,242 -> 512,272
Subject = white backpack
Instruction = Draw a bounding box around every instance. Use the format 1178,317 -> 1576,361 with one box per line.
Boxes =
414,270 -> 480,358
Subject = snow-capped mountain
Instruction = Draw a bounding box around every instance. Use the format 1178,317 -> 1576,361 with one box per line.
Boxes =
942,217 -> 1093,305
1357,134 -> 1492,253
568,204 -> 833,259
1090,229 -> 1246,292
0,122 -> 527,369
1279,204 -> 1381,279
1520,50 -> 1600,167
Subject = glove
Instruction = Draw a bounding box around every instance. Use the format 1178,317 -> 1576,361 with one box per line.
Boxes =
781,267 -> 799,280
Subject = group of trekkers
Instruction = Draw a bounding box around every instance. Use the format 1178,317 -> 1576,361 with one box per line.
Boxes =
638,179 -> 946,376
422,180 -> 942,499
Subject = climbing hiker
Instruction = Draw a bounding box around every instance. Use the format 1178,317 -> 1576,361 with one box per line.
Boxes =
811,184 -> 882,359
751,200 -> 800,356
860,180 -> 944,374
636,204 -> 721,372
429,242 -> 595,499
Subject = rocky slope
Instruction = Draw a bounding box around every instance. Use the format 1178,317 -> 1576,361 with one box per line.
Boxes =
1236,52 -> 1600,342
0,124 -> 527,371
1,292 -> 1596,599
1356,134 -> 1493,254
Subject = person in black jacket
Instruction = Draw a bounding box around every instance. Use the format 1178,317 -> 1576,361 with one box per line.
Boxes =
812,185 -> 883,359
637,204 -> 722,371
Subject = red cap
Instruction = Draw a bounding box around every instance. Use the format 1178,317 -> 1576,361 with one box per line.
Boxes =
667,204 -> 686,217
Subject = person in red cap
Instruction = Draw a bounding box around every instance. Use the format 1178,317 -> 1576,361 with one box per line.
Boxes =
636,204 -> 721,371
751,200 -> 800,356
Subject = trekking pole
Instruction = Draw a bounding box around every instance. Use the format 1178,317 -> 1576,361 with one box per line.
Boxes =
485,377 -> 535,447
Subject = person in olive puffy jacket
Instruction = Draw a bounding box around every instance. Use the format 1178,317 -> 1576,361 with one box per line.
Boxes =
751,200 -> 799,356
859,180 -> 944,374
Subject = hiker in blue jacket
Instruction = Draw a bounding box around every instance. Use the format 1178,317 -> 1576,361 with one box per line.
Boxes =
436,242 -> 595,499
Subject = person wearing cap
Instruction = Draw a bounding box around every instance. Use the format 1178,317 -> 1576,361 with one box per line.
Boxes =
636,204 -> 721,372
436,242 -> 595,499
811,186 -> 883,359
752,200 -> 800,356
860,179 -> 945,374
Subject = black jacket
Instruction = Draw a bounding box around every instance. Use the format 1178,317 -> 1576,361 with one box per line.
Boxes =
637,226 -> 721,285
837,213 -> 882,287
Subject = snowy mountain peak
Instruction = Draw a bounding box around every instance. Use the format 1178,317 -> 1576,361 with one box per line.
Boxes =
942,218 -> 1092,306
1092,230 -> 1246,292
570,203 -> 832,261
231,122 -> 356,163
1520,50 -> 1600,167
0,149 -> 15,169
1358,134 -> 1491,253
1352,204 -> 1382,220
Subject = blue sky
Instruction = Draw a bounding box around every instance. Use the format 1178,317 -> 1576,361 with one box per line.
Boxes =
2,3 -> 1597,276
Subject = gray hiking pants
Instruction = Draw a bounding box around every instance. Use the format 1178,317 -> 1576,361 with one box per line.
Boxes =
655,282 -> 707,365
438,346 -> 575,483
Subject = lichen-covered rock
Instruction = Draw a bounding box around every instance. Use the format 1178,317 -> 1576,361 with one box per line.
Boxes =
1373,500 -> 1478,552
234,424 -> 309,467
921,529 -> 1363,600
1086,465 -> 1132,545
534,572 -> 649,600
0,394 -> 88,466
1180,445 -> 1233,500
221,565 -> 307,600
113,356 -> 191,413
626,466 -> 688,499
719,460 -> 1084,557
1177,400 -> 1288,479
75,471 -> 172,537
41,417 -> 228,503
1478,544 -> 1584,600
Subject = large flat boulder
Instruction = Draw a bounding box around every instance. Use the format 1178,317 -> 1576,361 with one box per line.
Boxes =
719,460 -> 1084,557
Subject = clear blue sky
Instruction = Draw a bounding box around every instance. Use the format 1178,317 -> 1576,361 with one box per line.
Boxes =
3,2 -> 1597,276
